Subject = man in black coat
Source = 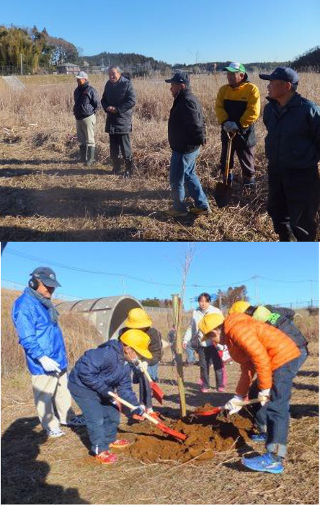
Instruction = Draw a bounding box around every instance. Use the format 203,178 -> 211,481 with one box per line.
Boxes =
101,66 -> 136,177
165,72 -> 210,217
73,71 -> 99,166
259,67 -> 320,241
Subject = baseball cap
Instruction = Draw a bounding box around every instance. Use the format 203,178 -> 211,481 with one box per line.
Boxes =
30,267 -> 61,288
224,62 -> 246,73
76,71 -> 88,79
165,72 -> 189,84
259,67 -> 299,85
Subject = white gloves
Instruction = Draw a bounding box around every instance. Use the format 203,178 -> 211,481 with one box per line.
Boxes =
224,395 -> 244,415
136,360 -> 148,373
223,121 -> 239,133
258,389 -> 271,406
38,356 -> 61,373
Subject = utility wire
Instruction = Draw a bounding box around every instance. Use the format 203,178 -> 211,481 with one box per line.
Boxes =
4,248 -> 319,290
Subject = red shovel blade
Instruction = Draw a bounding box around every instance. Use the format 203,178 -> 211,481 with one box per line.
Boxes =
193,406 -> 223,417
150,381 -> 164,404
157,421 -> 187,441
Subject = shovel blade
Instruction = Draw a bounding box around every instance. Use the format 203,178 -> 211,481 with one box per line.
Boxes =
157,422 -> 187,441
193,406 -> 223,417
151,382 -> 164,404
214,182 -> 233,208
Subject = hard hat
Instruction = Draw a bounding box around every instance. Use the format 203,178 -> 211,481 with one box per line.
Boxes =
228,301 -> 250,315
124,308 -> 152,329
120,329 -> 152,359
198,313 -> 225,335
252,306 -> 272,322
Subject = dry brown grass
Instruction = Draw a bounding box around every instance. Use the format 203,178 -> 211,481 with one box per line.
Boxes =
1,73 -> 319,241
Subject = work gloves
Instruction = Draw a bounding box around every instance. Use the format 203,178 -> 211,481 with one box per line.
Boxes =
131,405 -> 145,417
38,356 -> 61,373
258,389 -> 271,406
223,121 -> 239,133
224,394 -> 244,415
134,359 -> 148,373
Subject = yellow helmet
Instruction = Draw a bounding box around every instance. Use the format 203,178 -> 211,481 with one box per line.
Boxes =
120,329 -> 152,359
198,313 -> 225,335
228,301 -> 250,315
252,306 -> 272,322
124,308 -> 152,329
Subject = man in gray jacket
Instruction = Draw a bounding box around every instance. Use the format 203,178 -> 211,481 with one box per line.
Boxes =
259,67 -> 320,241
73,71 -> 99,166
101,66 -> 136,177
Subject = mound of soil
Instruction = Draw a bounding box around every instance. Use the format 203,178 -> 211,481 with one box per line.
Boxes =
126,407 -> 254,463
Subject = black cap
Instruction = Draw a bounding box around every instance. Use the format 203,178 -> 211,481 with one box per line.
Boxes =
259,66 -> 299,85
30,267 -> 61,288
165,72 -> 189,84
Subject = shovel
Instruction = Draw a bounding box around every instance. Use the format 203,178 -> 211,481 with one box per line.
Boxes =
134,360 -> 164,404
193,397 -> 261,417
214,131 -> 236,208
108,391 -> 186,441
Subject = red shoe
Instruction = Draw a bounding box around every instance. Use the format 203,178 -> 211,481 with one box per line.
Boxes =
146,411 -> 161,420
200,387 -> 210,393
217,387 -> 225,392
95,451 -> 118,464
109,439 -> 131,449
132,414 -> 145,421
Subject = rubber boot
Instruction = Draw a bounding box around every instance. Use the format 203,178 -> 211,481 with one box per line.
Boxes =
124,159 -> 133,178
86,146 -> 95,167
80,145 -> 87,164
112,158 -> 121,175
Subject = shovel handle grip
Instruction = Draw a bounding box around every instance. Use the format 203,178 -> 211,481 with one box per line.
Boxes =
108,392 -> 159,426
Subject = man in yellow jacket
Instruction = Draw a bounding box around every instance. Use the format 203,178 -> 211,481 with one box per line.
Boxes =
215,62 -> 260,191
199,311 -> 302,474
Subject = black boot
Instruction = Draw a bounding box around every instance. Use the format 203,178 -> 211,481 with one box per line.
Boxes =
124,159 -> 133,178
86,146 -> 95,166
80,145 -> 87,163
112,158 -> 121,175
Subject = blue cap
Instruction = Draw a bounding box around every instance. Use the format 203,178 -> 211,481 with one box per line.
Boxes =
165,72 -> 189,84
30,267 -> 61,288
259,67 -> 299,85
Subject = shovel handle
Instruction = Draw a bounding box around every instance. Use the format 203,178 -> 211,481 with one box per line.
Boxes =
108,392 -> 160,426
225,131 -> 236,181
235,397 -> 261,407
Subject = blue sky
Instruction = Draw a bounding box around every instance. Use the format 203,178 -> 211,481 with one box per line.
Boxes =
1,243 -> 319,309
2,0 -> 319,65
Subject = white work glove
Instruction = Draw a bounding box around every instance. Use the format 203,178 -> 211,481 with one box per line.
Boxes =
38,356 -> 61,373
223,121 -> 239,133
216,344 -> 224,351
224,394 -> 244,415
135,360 -> 148,373
131,404 -> 146,417
258,389 -> 271,406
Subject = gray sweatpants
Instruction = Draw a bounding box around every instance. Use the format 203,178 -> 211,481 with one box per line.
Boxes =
76,114 -> 96,147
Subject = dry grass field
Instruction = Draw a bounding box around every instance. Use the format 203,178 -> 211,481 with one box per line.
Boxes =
1,72 -> 319,241
1,288 -> 319,504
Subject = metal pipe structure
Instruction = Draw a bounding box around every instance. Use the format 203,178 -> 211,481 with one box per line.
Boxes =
56,295 -> 143,341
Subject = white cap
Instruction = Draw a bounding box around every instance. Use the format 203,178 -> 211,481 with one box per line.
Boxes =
76,71 -> 88,79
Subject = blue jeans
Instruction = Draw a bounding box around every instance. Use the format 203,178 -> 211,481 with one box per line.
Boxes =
250,346 -> 308,458
186,343 -> 196,364
170,149 -> 209,212
71,391 -> 120,454
148,363 -> 159,383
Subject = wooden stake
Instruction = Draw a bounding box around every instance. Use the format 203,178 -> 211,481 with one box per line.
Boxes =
172,294 -> 187,418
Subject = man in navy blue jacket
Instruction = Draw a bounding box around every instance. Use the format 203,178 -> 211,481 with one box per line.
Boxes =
259,67 -> 320,241
12,267 -> 83,438
68,329 -> 151,465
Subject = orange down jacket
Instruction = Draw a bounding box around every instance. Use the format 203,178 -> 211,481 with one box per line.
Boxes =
223,313 -> 301,396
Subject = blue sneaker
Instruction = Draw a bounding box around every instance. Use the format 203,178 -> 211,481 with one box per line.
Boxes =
250,432 -> 267,443
242,452 -> 284,474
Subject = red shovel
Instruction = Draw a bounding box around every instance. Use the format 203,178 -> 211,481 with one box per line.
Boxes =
108,392 -> 186,441
143,369 -> 164,404
193,397 -> 262,417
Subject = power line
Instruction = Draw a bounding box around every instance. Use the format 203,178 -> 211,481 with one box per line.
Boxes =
4,248 -> 319,291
